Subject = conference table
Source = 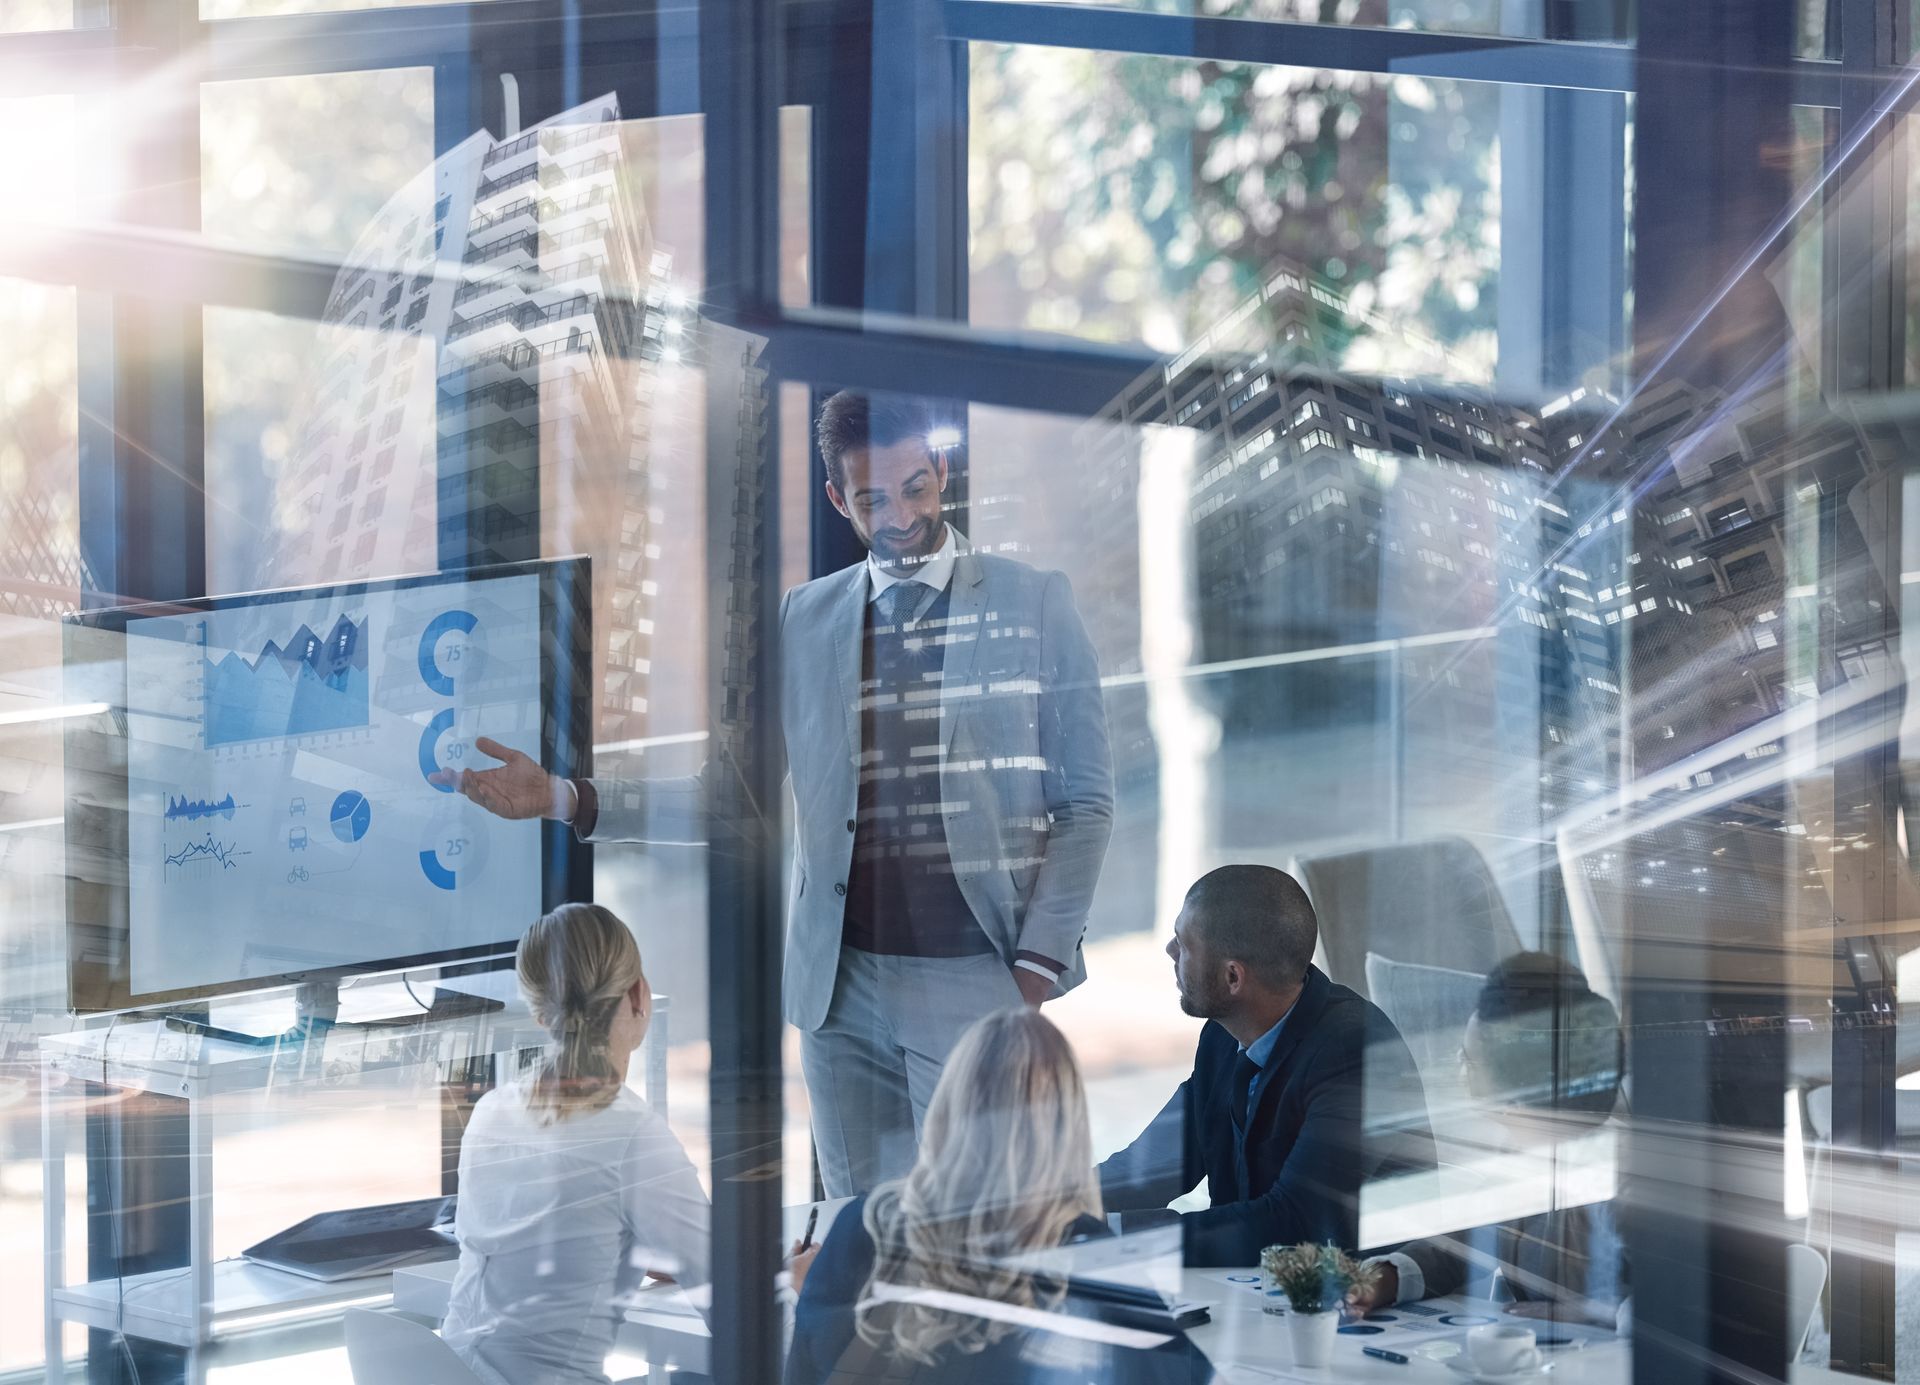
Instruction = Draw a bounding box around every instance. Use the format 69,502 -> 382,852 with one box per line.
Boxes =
389,1204 -> 1853,1384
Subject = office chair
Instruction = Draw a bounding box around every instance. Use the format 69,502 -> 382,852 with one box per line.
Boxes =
1786,1242 -> 1827,1361
1293,837 -> 1523,1000
345,1307 -> 485,1385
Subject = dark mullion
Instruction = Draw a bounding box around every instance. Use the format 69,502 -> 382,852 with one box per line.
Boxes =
700,0 -> 787,1376
1819,0 -> 1903,1369
74,0 -> 207,1379
203,0 -> 659,79
0,25 -> 125,95
1626,1 -> 1797,1383
761,309 -> 1157,416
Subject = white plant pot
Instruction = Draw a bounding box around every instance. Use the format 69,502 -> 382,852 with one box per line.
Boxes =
1287,1307 -> 1339,1369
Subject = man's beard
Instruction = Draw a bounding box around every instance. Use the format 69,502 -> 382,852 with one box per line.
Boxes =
1177,974 -> 1229,1019
866,518 -> 941,567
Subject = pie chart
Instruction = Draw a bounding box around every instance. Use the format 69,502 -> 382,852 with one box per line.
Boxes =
330,790 -> 371,843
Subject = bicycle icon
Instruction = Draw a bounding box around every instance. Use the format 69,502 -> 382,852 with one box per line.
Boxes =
287,866 -> 310,885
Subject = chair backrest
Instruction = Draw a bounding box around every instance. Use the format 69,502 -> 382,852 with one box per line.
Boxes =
345,1308 -> 486,1385
1293,837 -> 1522,1000
1785,1242 -> 1827,1360
1363,951 -> 1485,1088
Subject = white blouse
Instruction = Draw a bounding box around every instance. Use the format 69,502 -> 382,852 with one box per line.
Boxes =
441,1082 -> 710,1385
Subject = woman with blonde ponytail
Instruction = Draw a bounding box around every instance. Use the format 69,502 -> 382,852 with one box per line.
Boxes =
442,904 -> 710,1385
786,1009 -> 1213,1385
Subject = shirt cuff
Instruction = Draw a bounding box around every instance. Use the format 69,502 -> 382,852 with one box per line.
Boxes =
1370,1252 -> 1424,1305
1014,950 -> 1065,979
569,778 -> 599,839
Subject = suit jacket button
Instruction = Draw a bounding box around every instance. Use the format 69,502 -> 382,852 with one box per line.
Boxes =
846,819 -> 856,832
834,882 -> 847,896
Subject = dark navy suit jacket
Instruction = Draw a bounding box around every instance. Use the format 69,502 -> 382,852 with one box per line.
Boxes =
1097,965 -> 1434,1265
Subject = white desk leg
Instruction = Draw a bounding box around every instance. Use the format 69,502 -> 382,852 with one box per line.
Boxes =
187,1074 -> 213,1347
42,1056 -> 66,1385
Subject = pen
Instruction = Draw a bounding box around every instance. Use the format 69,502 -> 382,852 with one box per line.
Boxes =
1362,1347 -> 1409,1365
800,1205 -> 820,1252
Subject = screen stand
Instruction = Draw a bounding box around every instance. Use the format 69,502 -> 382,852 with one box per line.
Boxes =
159,983 -> 337,1047
293,979 -> 339,1033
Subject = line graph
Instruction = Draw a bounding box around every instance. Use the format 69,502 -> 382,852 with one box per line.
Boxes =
163,833 -> 248,874
164,792 -> 240,822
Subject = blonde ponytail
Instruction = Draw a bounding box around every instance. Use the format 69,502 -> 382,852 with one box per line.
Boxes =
515,902 -> 644,1124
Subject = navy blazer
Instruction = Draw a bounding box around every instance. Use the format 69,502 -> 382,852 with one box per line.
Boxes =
786,1195 -> 1214,1385
1097,965 -> 1434,1265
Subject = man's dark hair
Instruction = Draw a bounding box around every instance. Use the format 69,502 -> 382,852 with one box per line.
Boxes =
1185,865 -> 1318,989
814,391 -> 937,494
1473,951 -> 1622,1117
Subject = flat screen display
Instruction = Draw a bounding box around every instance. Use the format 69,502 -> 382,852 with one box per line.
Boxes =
63,559 -> 590,1011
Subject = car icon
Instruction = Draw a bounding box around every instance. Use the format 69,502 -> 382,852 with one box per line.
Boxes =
289,796 -> 307,816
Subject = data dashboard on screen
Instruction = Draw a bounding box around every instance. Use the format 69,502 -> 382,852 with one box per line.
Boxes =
120,571 -> 548,999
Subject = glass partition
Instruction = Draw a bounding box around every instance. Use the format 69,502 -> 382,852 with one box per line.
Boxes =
0,1 -> 1914,1383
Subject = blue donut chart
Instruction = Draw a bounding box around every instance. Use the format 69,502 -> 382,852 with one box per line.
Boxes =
418,809 -> 487,891
417,609 -> 478,696
419,708 -> 456,791
419,849 -> 458,890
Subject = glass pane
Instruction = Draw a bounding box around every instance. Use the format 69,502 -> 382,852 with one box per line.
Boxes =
970,49 -> 1621,382
0,0 -> 90,33
201,68 -> 436,262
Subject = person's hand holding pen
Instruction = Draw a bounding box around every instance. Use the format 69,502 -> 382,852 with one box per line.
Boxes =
788,1205 -> 822,1294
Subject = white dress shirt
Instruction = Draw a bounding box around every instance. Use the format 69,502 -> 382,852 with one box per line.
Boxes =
442,1082 -> 710,1385
865,522 -> 959,601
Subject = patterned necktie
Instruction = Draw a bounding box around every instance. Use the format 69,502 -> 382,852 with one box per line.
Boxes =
875,580 -> 923,631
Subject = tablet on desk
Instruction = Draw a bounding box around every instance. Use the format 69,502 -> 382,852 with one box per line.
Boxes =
241,1196 -> 459,1282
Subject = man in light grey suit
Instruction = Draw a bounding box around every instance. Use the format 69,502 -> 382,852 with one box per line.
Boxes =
441,391 -> 1113,1196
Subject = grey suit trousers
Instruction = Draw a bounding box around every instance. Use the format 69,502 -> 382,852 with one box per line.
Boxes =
800,947 -> 1025,1197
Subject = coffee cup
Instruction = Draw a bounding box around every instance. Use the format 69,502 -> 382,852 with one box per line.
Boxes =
1466,1324 -> 1541,1375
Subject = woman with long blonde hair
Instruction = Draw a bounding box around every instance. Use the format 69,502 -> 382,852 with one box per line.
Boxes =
786,1008 -> 1212,1384
442,903 -> 709,1385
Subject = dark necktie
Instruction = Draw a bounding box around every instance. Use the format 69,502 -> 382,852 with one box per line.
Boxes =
1230,1051 -> 1260,1201
875,580 -> 923,632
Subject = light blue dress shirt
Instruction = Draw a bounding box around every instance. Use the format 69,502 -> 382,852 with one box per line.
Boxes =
1239,1008 -> 1292,1126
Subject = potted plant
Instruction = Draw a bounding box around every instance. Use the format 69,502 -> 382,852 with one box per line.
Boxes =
1259,1243 -> 1379,1369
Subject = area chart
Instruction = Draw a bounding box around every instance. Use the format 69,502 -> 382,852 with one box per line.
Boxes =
203,614 -> 370,747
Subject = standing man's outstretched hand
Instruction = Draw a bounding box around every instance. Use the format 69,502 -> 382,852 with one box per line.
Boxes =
429,736 -> 569,821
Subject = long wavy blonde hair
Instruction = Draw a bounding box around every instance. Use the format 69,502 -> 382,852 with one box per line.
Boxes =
856,1008 -> 1102,1364
514,902 -> 645,1125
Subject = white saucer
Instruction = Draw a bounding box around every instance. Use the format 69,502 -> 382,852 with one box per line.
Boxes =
1442,1355 -> 1555,1383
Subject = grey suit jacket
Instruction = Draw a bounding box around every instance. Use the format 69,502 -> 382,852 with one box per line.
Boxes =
582,537 -> 1115,1031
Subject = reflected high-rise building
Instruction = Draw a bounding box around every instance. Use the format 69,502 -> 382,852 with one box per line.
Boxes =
1545,378 -> 1888,790
1073,259 -> 1617,931
267,95 -> 762,746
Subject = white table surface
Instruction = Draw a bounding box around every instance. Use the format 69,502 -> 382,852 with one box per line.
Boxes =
391,1217 -> 1849,1385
